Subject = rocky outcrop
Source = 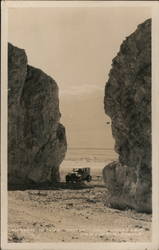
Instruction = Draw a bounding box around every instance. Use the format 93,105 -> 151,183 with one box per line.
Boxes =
103,19 -> 151,212
8,43 -> 67,186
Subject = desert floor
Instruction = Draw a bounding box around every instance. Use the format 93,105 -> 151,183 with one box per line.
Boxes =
8,160 -> 151,243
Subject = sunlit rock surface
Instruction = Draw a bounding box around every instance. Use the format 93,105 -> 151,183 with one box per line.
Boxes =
8,43 -> 67,187
103,19 -> 151,212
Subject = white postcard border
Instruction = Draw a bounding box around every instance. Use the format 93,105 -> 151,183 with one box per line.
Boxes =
1,1 -> 159,250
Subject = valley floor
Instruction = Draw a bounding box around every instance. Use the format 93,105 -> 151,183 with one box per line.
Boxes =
8,160 -> 151,243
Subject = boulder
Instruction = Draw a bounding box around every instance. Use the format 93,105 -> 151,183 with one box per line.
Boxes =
103,19 -> 151,212
8,43 -> 67,186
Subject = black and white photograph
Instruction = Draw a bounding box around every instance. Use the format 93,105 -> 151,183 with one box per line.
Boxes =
1,1 -> 159,249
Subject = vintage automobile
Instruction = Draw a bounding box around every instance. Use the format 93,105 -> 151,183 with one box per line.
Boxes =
65,168 -> 92,183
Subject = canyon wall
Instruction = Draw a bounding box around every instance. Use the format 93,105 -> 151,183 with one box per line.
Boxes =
103,19 -> 151,212
8,43 -> 67,187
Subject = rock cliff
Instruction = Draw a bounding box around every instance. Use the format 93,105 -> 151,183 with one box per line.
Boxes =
8,43 -> 67,187
103,19 -> 151,212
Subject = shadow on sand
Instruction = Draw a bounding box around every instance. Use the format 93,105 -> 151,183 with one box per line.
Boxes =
8,181 -> 105,191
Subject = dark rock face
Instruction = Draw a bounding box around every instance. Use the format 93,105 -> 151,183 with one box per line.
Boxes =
103,19 -> 151,212
8,43 -> 67,186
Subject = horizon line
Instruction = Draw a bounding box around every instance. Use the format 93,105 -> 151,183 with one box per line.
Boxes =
68,147 -> 115,150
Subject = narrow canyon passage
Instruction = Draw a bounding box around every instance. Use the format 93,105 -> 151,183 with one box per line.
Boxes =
7,7 -> 152,244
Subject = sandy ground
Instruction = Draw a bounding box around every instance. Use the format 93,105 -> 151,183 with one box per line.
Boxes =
8,160 -> 151,243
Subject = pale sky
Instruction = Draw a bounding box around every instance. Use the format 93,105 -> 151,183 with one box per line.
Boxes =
8,6 -> 151,148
